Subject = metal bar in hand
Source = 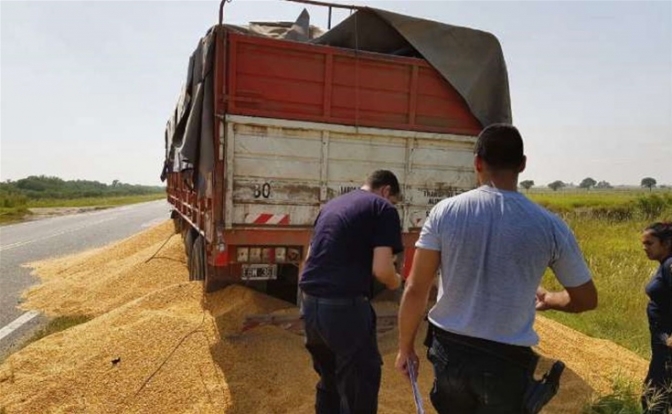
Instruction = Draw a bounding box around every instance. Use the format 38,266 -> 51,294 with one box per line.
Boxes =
407,358 -> 425,414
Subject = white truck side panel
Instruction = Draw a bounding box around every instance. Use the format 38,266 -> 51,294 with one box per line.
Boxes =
225,115 -> 477,231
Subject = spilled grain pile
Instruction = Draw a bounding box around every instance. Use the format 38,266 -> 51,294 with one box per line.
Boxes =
0,221 -> 649,413
535,316 -> 648,395
21,221 -> 188,317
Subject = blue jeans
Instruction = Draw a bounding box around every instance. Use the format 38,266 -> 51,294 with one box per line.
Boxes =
301,294 -> 382,414
427,327 -> 536,414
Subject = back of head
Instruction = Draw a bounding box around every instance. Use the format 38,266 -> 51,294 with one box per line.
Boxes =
367,170 -> 401,196
475,124 -> 524,170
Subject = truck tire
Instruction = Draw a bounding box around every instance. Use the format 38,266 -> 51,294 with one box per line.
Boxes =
184,228 -> 196,257
172,216 -> 182,234
170,210 -> 182,234
188,236 -> 206,282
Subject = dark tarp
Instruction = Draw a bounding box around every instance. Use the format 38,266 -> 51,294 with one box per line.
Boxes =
312,8 -> 511,127
162,10 -> 321,193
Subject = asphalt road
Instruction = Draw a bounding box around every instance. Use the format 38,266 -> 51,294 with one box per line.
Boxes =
0,200 -> 172,358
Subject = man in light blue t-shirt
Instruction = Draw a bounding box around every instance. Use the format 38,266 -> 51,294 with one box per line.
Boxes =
395,124 -> 598,414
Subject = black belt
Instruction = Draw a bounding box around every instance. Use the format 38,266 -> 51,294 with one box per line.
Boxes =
302,293 -> 368,305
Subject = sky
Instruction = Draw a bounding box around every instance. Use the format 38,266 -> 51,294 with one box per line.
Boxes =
1,0 -> 670,187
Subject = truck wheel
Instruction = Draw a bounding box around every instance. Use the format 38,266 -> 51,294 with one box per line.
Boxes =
184,228 -> 196,257
189,236 -> 206,281
172,217 -> 182,234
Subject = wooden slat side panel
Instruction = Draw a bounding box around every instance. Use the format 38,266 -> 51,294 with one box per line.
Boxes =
226,33 -> 482,135
226,117 -> 477,230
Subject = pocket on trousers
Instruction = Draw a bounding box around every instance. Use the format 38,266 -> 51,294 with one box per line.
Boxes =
427,338 -> 450,369
427,340 -> 453,413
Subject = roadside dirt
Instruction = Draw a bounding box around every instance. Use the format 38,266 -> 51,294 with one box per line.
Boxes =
26,206 -> 110,221
0,221 -> 648,413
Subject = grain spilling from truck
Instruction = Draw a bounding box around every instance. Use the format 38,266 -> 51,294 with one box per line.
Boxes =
1,222 -> 648,414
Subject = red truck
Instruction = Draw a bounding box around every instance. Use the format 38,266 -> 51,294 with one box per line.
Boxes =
162,0 -> 511,304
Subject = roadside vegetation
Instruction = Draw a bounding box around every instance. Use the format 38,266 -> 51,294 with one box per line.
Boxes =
0,176 -> 165,224
583,377 -> 643,413
530,189 -> 672,413
532,190 -> 672,358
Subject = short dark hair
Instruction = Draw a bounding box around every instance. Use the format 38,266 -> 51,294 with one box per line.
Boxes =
475,124 -> 524,170
367,170 -> 401,196
646,222 -> 672,249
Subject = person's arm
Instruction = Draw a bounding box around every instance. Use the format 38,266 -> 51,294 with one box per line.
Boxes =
537,221 -> 598,313
395,248 -> 439,379
298,245 -> 311,282
535,281 -> 597,313
664,259 -> 672,348
372,246 -> 401,289
372,204 -> 404,290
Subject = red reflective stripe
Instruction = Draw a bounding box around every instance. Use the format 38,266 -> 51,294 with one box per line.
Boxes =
253,213 -> 274,224
278,215 -> 290,225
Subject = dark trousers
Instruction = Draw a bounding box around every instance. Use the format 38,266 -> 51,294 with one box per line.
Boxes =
301,294 -> 382,414
643,342 -> 672,414
427,326 -> 536,414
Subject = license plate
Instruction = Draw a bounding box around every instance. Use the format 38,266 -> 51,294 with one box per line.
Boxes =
242,264 -> 278,281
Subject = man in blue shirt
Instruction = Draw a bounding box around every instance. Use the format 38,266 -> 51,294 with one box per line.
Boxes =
300,170 -> 404,414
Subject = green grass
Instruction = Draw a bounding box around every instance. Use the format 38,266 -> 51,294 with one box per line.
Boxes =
534,191 -> 672,359
0,206 -> 30,224
583,377 -> 644,413
26,193 -> 165,208
528,189 -> 672,215
0,193 -> 165,224
540,215 -> 654,357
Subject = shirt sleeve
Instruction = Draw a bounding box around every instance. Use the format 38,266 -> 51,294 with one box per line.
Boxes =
664,258 -> 672,323
549,219 -> 592,288
372,204 -> 404,254
662,257 -> 672,286
415,205 -> 441,252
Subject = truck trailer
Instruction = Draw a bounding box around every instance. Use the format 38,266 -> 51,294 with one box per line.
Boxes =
162,0 -> 511,304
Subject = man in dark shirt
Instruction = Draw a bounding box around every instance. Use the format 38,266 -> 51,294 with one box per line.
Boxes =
300,170 -> 404,414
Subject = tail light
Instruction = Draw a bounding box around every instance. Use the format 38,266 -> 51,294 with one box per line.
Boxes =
249,248 -> 261,262
275,247 -> 286,262
233,246 -> 302,263
287,248 -> 300,262
237,247 -> 249,262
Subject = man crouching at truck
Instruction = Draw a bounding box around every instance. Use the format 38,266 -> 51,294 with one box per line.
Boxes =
395,124 -> 598,414
299,170 -> 404,414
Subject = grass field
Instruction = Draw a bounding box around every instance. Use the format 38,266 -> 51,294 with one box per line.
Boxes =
531,190 -> 672,411
0,193 -> 165,224
531,189 -> 672,359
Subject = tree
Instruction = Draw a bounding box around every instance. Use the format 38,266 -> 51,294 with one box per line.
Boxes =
520,180 -> 535,191
579,177 -> 597,190
595,180 -> 612,189
641,177 -> 657,192
548,180 -> 565,191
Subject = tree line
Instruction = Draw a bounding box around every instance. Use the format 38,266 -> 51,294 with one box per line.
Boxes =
0,176 -> 164,207
519,177 -> 661,192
